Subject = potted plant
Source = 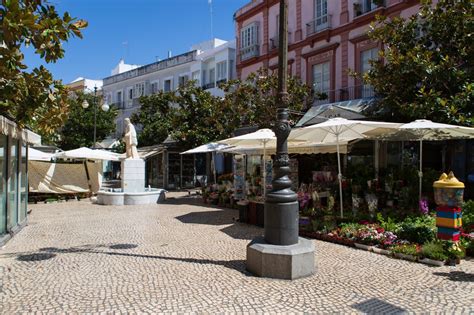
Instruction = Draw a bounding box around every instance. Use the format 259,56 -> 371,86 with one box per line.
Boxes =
391,243 -> 420,261
420,241 -> 447,267
373,231 -> 397,255
354,226 -> 379,251
445,241 -> 465,266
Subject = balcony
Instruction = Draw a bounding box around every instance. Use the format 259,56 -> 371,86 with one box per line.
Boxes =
269,31 -> 292,50
239,44 -> 260,61
306,15 -> 332,37
354,0 -> 385,17
312,85 -> 375,107
202,82 -> 215,90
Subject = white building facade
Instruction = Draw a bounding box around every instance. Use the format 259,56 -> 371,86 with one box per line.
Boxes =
102,39 -> 236,139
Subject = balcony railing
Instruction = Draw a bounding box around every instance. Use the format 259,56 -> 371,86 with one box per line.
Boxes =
312,85 -> 375,106
111,101 -> 125,110
202,82 -> 216,90
269,31 -> 292,50
354,0 -> 385,17
216,78 -> 227,86
240,44 -> 260,61
306,15 -> 332,37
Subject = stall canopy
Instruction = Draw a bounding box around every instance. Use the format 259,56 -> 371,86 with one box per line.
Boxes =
389,119 -> 474,203
54,147 -> 120,161
28,147 -> 54,161
289,118 -> 402,218
219,129 -> 275,196
180,143 -> 231,154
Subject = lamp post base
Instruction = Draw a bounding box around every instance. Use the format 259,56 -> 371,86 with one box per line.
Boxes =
246,236 -> 315,280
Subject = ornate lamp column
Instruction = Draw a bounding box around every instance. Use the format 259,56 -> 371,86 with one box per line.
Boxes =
246,0 -> 315,280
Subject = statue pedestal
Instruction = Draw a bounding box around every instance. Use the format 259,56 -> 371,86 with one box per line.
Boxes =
121,159 -> 145,193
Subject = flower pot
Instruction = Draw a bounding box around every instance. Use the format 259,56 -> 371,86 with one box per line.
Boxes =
354,243 -> 373,251
394,253 -> 417,262
419,258 -> 445,267
372,247 -> 391,256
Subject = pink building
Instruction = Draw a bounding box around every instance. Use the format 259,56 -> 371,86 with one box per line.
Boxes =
235,0 -> 420,114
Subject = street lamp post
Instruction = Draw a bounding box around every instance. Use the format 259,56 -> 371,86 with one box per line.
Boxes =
246,0 -> 315,280
81,86 -> 110,148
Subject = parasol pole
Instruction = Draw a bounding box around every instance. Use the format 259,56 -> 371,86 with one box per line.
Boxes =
419,139 -> 423,203
336,133 -> 344,218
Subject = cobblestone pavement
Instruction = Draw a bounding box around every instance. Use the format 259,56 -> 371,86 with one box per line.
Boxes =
1,194 -> 473,313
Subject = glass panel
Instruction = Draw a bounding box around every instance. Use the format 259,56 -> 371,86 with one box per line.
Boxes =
19,142 -> 27,223
7,139 -> 18,229
0,136 -> 6,235
312,61 -> 330,93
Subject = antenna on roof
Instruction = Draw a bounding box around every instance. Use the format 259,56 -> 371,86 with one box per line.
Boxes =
208,0 -> 213,39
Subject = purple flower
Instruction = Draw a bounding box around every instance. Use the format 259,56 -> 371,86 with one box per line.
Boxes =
419,198 -> 429,215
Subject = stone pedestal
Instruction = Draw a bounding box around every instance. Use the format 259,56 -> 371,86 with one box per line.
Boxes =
121,159 -> 145,193
246,236 -> 315,280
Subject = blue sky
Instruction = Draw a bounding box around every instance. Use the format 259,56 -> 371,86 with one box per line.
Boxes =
23,0 -> 249,84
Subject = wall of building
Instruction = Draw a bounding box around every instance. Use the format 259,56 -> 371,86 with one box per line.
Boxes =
235,0 -> 420,99
0,117 -> 37,245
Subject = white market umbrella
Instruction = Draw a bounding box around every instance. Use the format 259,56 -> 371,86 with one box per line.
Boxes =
54,147 -> 120,161
181,142 -> 231,184
398,119 -> 474,203
219,129 -> 275,196
290,118 -> 402,217
28,148 -> 54,161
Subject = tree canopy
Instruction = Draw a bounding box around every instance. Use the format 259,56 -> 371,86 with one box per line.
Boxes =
56,92 -> 118,150
361,0 -> 473,126
0,0 -> 87,134
131,70 -> 312,149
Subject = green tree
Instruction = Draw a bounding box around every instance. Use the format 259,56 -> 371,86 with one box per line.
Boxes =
221,68 -> 312,128
57,92 -> 118,150
131,90 -> 176,147
360,0 -> 473,125
1,0 -> 87,135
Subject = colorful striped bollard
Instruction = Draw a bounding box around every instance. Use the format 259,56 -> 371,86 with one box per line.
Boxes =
433,172 -> 465,241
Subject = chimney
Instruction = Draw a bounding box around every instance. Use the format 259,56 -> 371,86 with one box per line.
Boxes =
168,51 -> 172,58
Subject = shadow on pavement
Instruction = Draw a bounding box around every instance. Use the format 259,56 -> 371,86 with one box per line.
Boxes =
175,210 -> 237,226
433,271 -> 474,282
175,210 -> 262,240
351,298 -> 406,314
16,253 -> 56,262
14,243 -> 250,276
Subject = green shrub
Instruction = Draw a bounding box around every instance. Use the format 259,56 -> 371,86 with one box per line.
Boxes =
397,215 -> 436,244
376,213 -> 400,232
421,241 -> 448,261
462,200 -> 474,231
339,223 -> 365,239
391,243 -> 420,256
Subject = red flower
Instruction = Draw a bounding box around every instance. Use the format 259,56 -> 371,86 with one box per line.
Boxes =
376,227 -> 385,233
359,220 -> 369,225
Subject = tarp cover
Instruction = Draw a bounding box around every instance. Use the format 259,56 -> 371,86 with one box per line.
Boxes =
29,161 -> 102,194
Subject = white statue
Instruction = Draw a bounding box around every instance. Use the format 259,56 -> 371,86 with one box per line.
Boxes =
123,118 -> 139,159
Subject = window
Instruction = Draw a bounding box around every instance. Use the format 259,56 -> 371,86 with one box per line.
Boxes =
240,22 -> 259,49
164,79 -> 172,92
192,71 -> 200,85
312,61 -> 330,94
209,68 -> 215,84
116,91 -> 122,103
134,82 -> 145,98
360,47 -> 378,97
202,70 -> 207,85
229,60 -> 234,79
216,61 -> 227,81
128,88 -> 133,100
178,75 -> 189,87
151,82 -> 159,94
307,0 -> 329,34
7,139 -> 18,229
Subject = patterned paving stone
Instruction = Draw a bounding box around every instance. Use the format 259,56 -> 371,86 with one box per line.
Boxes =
0,193 -> 473,313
